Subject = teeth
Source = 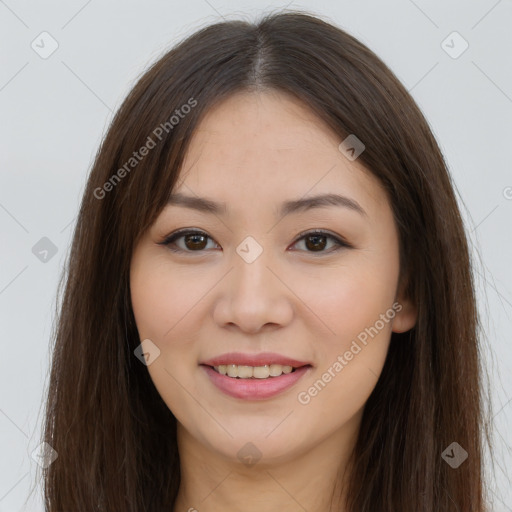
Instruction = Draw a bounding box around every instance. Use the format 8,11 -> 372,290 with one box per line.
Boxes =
215,364 -> 295,378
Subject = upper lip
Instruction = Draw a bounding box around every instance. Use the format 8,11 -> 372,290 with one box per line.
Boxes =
200,352 -> 312,368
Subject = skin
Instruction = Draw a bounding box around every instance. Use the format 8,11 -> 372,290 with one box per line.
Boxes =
130,90 -> 417,512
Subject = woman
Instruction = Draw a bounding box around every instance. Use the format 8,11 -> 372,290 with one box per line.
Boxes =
40,10 -> 491,511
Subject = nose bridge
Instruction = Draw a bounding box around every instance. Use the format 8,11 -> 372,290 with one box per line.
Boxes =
233,234 -> 275,298
215,233 -> 292,332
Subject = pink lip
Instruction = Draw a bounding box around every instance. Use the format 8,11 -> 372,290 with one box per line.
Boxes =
201,364 -> 312,400
201,352 -> 311,368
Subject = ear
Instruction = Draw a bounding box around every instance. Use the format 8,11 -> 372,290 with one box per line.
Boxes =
391,275 -> 417,334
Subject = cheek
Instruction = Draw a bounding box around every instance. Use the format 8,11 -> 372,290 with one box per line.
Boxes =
130,258 -> 205,419
295,251 -> 399,414
130,268 -> 174,339
296,286 -> 395,423
130,256 -> 219,385
130,257 -> 208,343
299,256 -> 399,350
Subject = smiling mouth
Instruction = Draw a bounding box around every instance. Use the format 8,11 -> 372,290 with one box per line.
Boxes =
207,364 -> 310,379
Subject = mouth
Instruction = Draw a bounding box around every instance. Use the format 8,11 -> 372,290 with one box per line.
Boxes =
205,363 -> 311,379
199,352 -> 313,400
200,363 -> 312,400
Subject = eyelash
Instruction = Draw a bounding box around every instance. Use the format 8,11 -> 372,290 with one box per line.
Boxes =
158,228 -> 351,255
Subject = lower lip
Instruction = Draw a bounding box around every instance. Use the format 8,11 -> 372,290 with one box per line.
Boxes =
201,365 -> 312,400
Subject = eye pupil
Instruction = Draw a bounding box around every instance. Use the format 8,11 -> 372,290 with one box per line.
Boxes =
185,234 -> 207,250
305,235 -> 327,251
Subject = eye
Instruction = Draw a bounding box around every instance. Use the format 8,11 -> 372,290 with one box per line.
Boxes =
159,229 -> 219,253
290,229 -> 351,254
158,228 -> 351,254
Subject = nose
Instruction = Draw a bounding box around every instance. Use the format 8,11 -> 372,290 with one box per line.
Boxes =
212,246 -> 294,334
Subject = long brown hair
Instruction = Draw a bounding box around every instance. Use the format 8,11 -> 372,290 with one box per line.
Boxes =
39,10 -> 492,511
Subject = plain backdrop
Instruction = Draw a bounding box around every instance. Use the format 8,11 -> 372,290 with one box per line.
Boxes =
0,0 -> 511,510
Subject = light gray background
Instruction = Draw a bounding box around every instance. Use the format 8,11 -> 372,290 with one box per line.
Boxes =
1,0 -> 511,510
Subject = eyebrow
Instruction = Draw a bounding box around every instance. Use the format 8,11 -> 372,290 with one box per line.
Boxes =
167,192 -> 367,218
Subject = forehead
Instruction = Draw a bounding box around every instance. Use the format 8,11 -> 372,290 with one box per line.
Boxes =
175,90 -> 388,220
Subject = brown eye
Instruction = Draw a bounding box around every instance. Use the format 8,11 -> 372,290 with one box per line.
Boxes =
304,234 -> 328,252
291,230 -> 350,254
160,230 -> 219,253
183,233 -> 208,250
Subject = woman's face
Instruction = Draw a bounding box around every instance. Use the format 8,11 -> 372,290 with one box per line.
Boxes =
130,90 -> 416,467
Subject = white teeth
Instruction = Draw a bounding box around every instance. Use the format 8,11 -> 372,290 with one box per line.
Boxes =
215,364 -> 295,378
